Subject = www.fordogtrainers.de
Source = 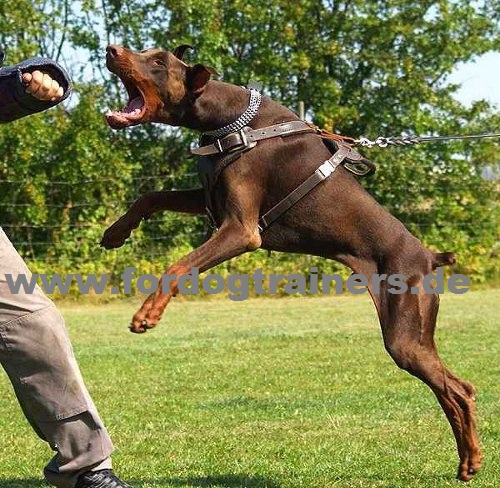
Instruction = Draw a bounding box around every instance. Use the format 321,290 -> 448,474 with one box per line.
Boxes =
5,266 -> 470,299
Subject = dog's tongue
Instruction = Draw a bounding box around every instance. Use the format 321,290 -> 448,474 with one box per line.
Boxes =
105,95 -> 145,127
123,96 -> 143,114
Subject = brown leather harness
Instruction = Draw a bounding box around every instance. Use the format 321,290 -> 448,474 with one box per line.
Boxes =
191,120 -> 376,234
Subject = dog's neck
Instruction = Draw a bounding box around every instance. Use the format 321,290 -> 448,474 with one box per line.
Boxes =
180,81 -> 252,133
178,80 -> 298,133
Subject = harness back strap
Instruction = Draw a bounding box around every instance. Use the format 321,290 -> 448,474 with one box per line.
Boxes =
191,120 -> 315,156
257,144 -> 352,233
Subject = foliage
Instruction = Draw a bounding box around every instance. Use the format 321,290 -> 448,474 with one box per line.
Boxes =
0,0 -> 498,292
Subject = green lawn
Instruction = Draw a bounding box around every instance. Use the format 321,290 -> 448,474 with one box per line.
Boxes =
0,290 -> 498,487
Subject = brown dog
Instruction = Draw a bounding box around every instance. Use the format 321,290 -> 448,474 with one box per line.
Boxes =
101,44 -> 481,481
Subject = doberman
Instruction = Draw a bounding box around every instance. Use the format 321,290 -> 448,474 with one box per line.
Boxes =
101,44 -> 481,481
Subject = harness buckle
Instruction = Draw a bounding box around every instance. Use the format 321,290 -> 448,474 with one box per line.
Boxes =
227,127 -> 257,153
215,139 -> 224,153
317,160 -> 335,178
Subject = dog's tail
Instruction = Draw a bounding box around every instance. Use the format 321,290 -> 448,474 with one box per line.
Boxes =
432,251 -> 456,269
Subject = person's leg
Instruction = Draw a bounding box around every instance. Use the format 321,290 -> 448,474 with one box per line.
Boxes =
0,228 -> 114,487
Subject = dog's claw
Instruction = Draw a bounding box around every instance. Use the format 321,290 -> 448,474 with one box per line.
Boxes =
142,320 -> 157,329
129,322 -> 147,334
129,319 -> 158,334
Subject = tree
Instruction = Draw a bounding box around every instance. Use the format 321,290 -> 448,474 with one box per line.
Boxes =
1,0 -> 498,285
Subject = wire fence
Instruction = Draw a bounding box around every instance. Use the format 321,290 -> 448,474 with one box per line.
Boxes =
0,173 -> 497,266
0,172 -> 207,256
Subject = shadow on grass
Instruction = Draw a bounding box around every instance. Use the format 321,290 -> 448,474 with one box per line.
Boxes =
132,475 -> 280,487
0,480 -> 48,488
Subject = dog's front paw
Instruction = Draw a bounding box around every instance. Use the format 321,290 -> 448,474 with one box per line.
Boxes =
101,219 -> 134,249
129,316 -> 158,334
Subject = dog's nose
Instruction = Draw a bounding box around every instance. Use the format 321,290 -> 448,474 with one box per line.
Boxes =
106,45 -> 123,57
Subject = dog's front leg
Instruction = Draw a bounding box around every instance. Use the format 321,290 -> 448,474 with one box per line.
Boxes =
101,189 -> 206,249
129,220 -> 261,333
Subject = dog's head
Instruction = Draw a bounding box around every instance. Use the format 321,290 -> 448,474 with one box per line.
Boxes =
105,44 -> 217,129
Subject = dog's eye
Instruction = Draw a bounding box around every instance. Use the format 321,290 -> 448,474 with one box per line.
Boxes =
153,59 -> 166,67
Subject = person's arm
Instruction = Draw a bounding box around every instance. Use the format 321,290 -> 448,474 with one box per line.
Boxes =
0,56 -> 71,123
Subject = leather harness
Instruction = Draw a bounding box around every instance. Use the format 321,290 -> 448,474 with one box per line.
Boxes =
191,112 -> 375,235
191,120 -> 313,157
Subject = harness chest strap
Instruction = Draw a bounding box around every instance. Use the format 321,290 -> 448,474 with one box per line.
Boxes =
257,144 -> 351,233
191,120 -> 315,156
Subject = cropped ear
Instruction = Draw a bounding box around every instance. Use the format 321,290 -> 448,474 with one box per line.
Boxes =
205,66 -> 220,77
172,44 -> 192,60
187,63 -> 212,96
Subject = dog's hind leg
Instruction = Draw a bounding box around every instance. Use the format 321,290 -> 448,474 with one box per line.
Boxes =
346,249 -> 481,481
101,189 -> 206,249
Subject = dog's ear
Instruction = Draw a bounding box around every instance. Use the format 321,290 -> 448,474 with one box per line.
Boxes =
205,66 -> 220,77
187,63 -> 215,96
172,44 -> 193,61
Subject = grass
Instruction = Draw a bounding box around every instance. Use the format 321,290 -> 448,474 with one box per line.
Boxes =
0,290 -> 498,487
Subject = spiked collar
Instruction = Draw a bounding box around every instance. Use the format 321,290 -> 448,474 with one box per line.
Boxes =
203,88 -> 262,138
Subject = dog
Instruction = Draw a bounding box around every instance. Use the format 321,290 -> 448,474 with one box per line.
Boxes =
101,44 -> 481,481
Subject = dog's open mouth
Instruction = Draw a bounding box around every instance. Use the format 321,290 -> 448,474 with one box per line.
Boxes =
105,77 -> 148,129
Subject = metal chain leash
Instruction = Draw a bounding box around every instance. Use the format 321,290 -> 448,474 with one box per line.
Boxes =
354,132 -> 500,148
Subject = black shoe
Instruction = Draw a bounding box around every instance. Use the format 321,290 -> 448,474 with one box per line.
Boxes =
75,469 -> 132,488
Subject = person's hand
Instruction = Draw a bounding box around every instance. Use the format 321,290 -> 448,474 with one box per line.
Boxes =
23,70 -> 64,101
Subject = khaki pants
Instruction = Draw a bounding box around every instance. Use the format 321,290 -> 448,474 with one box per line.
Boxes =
0,228 -> 113,487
